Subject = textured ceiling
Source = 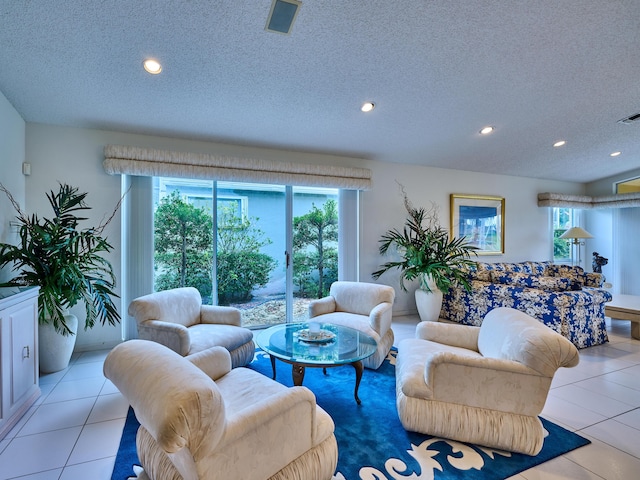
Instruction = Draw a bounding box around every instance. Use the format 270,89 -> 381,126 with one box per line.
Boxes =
1,0 -> 639,183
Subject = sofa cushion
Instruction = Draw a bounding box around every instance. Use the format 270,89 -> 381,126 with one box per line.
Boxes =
545,264 -> 585,284
544,264 -> 604,287
475,261 -> 551,274
466,268 -> 492,282
187,324 -> 255,355
490,271 -> 580,291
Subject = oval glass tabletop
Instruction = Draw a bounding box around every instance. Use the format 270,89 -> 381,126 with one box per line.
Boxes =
255,322 -> 377,366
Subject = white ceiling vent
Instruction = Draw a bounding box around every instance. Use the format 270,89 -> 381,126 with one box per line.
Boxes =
618,112 -> 640,125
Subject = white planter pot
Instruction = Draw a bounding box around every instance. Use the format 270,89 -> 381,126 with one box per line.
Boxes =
415,278 -> 443,322
39,313 -> 78,373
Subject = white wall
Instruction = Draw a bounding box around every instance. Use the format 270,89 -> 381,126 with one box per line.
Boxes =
0,91 -> 26,283
586,170 -> 640,294
585,208 -> 614,287
25,123 -> 586,348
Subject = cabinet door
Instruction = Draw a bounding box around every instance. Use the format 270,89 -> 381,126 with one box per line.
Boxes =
10,302 -> 38,406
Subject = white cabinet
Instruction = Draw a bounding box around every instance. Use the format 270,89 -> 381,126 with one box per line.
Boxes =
0,286 -> 40,440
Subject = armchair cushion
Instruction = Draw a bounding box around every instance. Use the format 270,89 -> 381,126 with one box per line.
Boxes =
186,346 -> 232,381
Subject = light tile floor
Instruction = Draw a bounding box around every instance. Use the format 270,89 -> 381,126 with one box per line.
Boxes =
1,316 -> 640,479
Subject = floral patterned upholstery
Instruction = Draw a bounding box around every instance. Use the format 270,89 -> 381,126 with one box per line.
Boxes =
440,262 -> 611,348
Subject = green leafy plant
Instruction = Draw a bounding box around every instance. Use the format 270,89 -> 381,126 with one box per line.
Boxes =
154,191 -> 214,300
0,183 -> 121,335
153,194 -> 277,305
216,204 -> 276,304
372,189 -> 478,293
293,200 -> 338,298
553,229 -> 571,260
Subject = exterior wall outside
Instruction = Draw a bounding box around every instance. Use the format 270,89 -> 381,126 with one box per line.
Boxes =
0,92 -> 25,283
25,123 -> 586,348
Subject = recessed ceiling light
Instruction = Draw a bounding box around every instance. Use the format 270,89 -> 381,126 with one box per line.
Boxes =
143,59 -> 162,74
610,151 -> 622,157
361,102 -> 375,113
479,126 -> 495,135
553,140 -> 566,147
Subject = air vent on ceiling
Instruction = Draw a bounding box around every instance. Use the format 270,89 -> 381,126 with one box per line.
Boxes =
618,112 -> 640,125
265,0 -> 302,35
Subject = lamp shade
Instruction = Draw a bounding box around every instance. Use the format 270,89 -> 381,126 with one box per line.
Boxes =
560,226 -> 594,239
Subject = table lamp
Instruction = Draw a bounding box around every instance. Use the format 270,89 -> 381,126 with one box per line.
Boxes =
560,226 -> 593,265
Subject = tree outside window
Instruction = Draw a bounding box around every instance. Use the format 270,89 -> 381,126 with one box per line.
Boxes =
553,207 -> 573,262
154,191 -> 214,302
293,199 -> 338,299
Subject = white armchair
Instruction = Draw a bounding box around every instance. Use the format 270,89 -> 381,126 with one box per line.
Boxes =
128,287 -> 255,368
395,307 -> 580,455
104,340 -> 338,480
309,281 -> 395,369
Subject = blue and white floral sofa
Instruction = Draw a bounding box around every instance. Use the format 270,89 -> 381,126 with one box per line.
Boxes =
440,261 -> 612,348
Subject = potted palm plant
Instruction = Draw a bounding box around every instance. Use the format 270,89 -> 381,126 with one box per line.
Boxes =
0,182 -> 121,372
372,190 -> 478,321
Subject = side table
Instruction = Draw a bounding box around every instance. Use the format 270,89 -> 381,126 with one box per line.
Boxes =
605,294 -> 640,340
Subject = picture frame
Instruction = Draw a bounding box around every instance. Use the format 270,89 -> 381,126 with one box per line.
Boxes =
450,194 -> 505,255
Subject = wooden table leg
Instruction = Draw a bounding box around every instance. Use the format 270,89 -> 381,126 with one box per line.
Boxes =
269,355 -> 277,380
351,360 -> 364,405
292,363 -> 305,386
631,322 -> 640,340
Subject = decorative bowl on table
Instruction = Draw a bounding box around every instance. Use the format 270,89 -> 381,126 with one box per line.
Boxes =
296,328 -> 336,344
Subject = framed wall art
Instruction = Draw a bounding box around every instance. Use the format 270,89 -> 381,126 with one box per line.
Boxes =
450,194 -> 505,255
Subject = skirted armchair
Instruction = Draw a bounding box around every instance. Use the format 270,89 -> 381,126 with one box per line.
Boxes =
128,287 -> 255,368
104,340 -> 338,480
309,281 -> 395,369
395,307 -> 579,455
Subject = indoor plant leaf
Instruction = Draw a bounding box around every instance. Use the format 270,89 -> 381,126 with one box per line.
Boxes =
0,182 -> 122,335
372,187 -> 478,293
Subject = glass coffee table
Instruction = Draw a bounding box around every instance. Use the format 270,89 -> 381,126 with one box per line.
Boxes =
255,322 -> 377,404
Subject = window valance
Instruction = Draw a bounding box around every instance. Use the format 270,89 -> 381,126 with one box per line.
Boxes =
538,192 -> 640,209
103,145 -> 372,190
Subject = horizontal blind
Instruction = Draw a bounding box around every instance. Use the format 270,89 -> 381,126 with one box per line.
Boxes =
538,192 -> 640,209
104,145 -> 372,190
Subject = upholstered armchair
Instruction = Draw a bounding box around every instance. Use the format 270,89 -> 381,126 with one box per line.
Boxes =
104,340 -> 338,480
128,287 -> 255,368
309,281 -> 395,369
395,307 -> 580,455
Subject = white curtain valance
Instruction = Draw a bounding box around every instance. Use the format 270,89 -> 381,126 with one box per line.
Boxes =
538,192 -> 640,209
103,145 -> 372,190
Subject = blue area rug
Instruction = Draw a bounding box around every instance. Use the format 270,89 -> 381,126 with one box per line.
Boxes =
112,348 -> 590,480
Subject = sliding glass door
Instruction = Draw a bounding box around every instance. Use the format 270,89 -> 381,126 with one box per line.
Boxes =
152,177 -> 339,328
